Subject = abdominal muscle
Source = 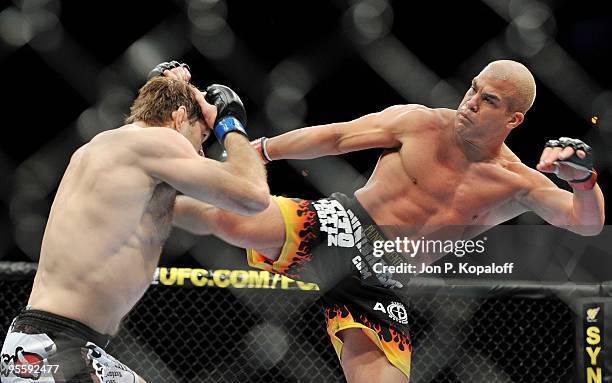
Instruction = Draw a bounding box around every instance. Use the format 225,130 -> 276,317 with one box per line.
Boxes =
355,182 -> 457,241
28,219 -> 164,336
27,157 -> 173,335
354,147 -> 518,242
354,151 -> 456,236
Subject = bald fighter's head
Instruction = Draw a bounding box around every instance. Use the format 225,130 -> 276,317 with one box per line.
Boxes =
456,60 -> 537,150
479,60 -> 536,114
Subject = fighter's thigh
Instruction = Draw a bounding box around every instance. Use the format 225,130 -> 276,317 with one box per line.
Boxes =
214,197 -> 285,250
339,329 -> 407,383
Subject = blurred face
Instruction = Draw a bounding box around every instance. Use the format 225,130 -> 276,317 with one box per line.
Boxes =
174,87 -> 217,155
455,72 -> 519,139
172,106 -> 213,155
181,119 -> 211,154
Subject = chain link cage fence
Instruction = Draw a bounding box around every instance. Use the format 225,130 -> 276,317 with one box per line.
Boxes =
2,262 -> 607,383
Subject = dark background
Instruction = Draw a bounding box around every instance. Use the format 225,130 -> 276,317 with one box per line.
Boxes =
1,0 -> 611,270
0,2 -> 610,382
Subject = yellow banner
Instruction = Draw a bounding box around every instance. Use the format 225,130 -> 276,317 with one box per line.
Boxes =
153,268 -> 319,291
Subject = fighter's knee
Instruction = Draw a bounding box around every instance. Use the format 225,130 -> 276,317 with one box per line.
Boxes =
340,329 -> 407,383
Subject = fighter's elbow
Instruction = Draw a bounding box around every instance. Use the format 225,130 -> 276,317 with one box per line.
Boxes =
584,225 -> 604,236
239,187 -> 270,216
335,129 -> 397,154
566,225 -> 603,237
563,215 -> 605,237
575,221 -> 604,236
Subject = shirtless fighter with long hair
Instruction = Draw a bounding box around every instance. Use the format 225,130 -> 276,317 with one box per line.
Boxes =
1,63 -> 269,382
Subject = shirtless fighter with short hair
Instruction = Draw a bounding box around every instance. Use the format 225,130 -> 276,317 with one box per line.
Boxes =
173,60 -> 605,382
0,62 -> 269,382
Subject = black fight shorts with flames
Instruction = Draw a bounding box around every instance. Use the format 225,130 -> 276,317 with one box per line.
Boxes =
247,192 -> 411,378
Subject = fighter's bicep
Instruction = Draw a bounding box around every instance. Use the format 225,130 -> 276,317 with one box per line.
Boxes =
148,156 -> 231,198
334,123 -> 399,153
334,107 -> 414,152
134,128 -> 205,180
133,127 -> 197,162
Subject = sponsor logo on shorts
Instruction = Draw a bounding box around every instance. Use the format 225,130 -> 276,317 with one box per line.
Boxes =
85,343 -> 137,383
386,302 -> 409,324
312,199 -> 356,248
352,233 -> 404,289
312,199 -> 403,289
373,301 -> 409,325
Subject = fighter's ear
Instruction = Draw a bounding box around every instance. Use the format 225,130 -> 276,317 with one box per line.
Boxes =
170,106 -> 188,131
507,111 -> 524,130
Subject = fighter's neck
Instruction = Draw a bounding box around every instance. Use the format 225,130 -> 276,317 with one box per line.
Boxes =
132,121 -> 151,129
451,125 -> 507,163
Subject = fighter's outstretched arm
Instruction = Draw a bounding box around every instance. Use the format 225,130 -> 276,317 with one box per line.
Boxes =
139,128 -> 269,216
256,105 -> 425,161
173,195 -> 216,235
514,138 -> 605,236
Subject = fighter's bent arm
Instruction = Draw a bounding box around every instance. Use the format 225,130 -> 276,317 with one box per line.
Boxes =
515,167 -> 605,236
139,128 -> 269,216
264,105 -> 420,160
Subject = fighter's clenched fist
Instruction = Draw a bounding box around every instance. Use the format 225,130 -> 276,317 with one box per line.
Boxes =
537,137 -> 597,190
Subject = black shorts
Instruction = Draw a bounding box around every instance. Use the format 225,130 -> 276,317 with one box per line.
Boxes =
1,309 -> 141,382
247,192 -> 411,378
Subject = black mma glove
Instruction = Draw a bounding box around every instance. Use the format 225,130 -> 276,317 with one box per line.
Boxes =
544,137 -> 597,190
205,84 -> 248,144
147,61 -> 190,80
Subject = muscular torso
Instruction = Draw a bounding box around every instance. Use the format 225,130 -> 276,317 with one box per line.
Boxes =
28,126 -> 176,335
355,107 -> 528,240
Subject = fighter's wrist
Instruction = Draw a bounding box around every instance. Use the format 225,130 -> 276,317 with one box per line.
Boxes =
569,169 -> 597,191
260,137 -> 273,162
213,116 -> 248,144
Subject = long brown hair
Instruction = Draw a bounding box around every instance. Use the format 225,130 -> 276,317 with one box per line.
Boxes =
125,77 -> 203,126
